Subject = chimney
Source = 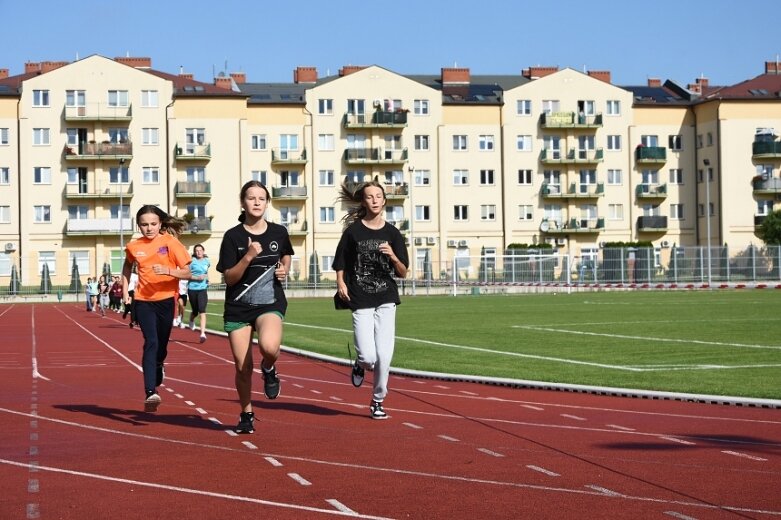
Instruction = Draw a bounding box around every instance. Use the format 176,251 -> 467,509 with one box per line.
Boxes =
688,83 -> 701,94
647,78 -> 662,88
695,77 -> 709,90
114,57 -> 152,69
441,67 -> 470,84
293,66 -> 317,83
765,61 -> 780,74
40,61 -> 68,73
587,70 -> 611,84
229,72 -> 246,84
339,65 -> 365,77
179,73 -> 194,80
0,69 -> 8,79
521,66 -> 559,79
214,76 -> 233,89
25,62 -> 40,74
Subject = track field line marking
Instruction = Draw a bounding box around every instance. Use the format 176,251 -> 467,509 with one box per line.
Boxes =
721,450 -> 768,462
664,512 -> 699,520
527,465 -> 559,477
265,457 -> 283,467
0,459 -> 393,519
288,473 -> 312,486
607,424 -> 636,431
659,436 -> 696,446
585,485 -> 623,497
30,306 -> 49,381
561,414 -> 587,421
477,448 -> 504,457
522,405 -> 545,411
54,307 -> 141,371
327,499 -> 357,515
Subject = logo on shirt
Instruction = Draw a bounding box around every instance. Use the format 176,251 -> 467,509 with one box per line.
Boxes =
157,246 -> 169,255
269,241 -> 279,252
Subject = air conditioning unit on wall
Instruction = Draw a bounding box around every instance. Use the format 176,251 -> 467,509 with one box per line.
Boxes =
426,237 -> 436,245
458,240 -> 468,248
4,242 -> 15,253
446,240 -> 457,248
414,237 -> 423,246
660,240 -> 670,248
556,238 -> 566,246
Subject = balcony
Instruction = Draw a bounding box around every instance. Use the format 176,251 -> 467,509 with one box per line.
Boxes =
64,142 -> 133,161
66,218 -> 133,236
388,219 -> 409,231
539,112 -> 602,129
637,215 -> 668,232
636,183 -> 668,199
539,148 -> 603,164
344,148 -> 408,166
539,218 -> 604,234
568,182 -> 605,198
281,220 -> 308,236
752,177 -> 781,195
752,141 -> 781,160
384,183 -> 409,200
63,103 -> 132,121
271,186 -> 308,200
175,181 -> 212,199
635,146 -> 667,164
184,217 -> 212,235
540,183 -> 566,198
343,110 -> 408,128
64,181 -> 134,199
271,148 -> 307,165
175,143 -> 211,161
755,214 -> 768,227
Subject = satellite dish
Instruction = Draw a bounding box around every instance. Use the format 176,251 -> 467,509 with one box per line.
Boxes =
539,221 -> 550,232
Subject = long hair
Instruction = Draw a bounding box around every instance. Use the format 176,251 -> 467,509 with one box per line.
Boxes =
238,180 -> 271,223
337,178 -> 386,225
135,205 -> 186,237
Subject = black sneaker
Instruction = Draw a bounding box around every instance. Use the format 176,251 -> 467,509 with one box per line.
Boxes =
351,360 -> 364,388
235,411 -> 255,434
370,400 -> 388,420
144,392 -> 161,413
262,365 -> 280,400
156,363 -> 165,386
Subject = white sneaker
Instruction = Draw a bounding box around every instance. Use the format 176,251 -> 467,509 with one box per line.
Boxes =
179,322 -> 186,329
190,318 -> 196,331
173,318 -> 180,327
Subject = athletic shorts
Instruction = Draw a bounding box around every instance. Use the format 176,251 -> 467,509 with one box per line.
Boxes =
178,293 -> 188,305
188,289 -> 208,314
224,311 -> 285,333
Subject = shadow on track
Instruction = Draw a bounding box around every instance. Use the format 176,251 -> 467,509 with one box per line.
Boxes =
53,404 -> 224,430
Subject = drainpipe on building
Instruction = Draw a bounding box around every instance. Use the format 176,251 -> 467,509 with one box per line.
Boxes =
715,102 -> 723,247
302,104 -> 314,265
15,97 -> 22,284
498,97 -> 507,253
165,100 -> 175,213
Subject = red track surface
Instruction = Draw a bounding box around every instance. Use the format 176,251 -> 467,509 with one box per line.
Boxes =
1,303 -> 780,519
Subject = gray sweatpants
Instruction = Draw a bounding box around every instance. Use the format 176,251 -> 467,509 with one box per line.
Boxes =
352,303 -> 396,402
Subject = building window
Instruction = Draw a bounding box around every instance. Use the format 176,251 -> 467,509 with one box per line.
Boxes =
670,203 -> 684,220
454,205 -> 468,221
33,128 -> 50,145
517,169 -> 532,184
142,167 -> 159,184
251,134 -> 267,150
480,170 -> 494,185
669,134 -> 682,151
251,170 -> 267,185
414,135 -> 429,151
413,99 -> 429,115
516,135 -> 533,151
757,200 -> 774,216
279,207 -> 300,226
696,134 -> 703,148
452,170 -> 468,185
34,205 -> 51,223
280,134 -> 299,151
0,167 -> 9,184
415,205 -> 430,221
606,135 -> 622,151
0,205 -> 9,223
0,128 -> 8,145
108,90 -> 129,107
318,170 -> 334,186
320,207 -> 335,223
141,90 -> 158,107
452,135 -> 467,151
318,134 -> 335,151
607,169 -> 622,185
33,90 -> 50,107
516,99 -> 531,116
706,132 -> 713,146
480,205 -> 496,221
478,135 -> 494,151
669,168 -> 683,184
321,255 -> 335,273
67,205 -> 89,220
142,128 -> 159,145
518,205 -> 533,220
318,99 -> 333,115
109,166 -> 129,184
608,203 -> 623,220
542,100 -> 560,114
38,251 -> 56,276
33,167 -> 51,184
414,169 -> 431,186
65,90 -> 86,107
606,100 -> 621,115
279,171 -> 301,187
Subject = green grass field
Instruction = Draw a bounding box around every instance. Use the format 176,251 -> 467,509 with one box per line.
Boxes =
200,290 -> 781,400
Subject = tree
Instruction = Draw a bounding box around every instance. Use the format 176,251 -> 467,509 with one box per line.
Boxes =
757,209 -> 781,245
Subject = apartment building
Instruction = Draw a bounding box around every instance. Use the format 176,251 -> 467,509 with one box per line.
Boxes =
1,55 -> 780,287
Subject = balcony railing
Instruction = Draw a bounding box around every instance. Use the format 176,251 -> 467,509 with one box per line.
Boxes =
64,142 -> 133,160
64,181 -> 134,199
635,183 -> 668,198
539,148 -> 603,164
752,141 -> 781,159
540,183 -> 565,198
568,182 -> 605,198
635,146 -> 667,163
63,103 -> 132,121
184,217 -> 212,235
540,218 -> 604,234
755,214 -> 769,226
539,112 -> 602,129
175,143 -> 211,161
271,148 -> 307,165
384,183 -> 409,199
281,220 -> 308,236
752,177 -> 781,194
271,186 -> 308,199
637,215 -> 668,231
66,218 -> 133,235
343,110 -> 408,128
175,181 -> 212,198
344,148 -> 408,165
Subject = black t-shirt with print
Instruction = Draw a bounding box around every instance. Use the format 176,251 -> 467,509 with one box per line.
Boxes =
217,222 -> 294,322
332,220 -> 409,310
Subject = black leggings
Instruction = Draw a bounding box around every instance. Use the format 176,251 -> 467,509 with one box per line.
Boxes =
135,298 -> 175,394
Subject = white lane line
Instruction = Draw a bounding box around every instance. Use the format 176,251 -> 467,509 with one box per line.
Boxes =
175,394 -> 184,399
241,441 -> 257,450
434,385 -> 450,389
28,479 -> 39,492
164,387 -> 175,393
659,436 -> 696,445
561,414 -> 586,421
310,390 -> 322,395
526,465 -> 559,477
208,418 -> 222,425
265,457 -> 283,467
664,512 -> 699,520
327,499 -> 357,514
30,433 -> 38,441
522,405 -> 544,411
585,484 -> 623,497
288,473 -> 312,486
2,459 -> 393,519
195,408 -> 207,415
438,435 -> 459,442
459,390 -> 479,396
184,400 -> 195,406
292,383 -> 304,389
29,447 -> 38,456
607,424 -> 635,431
330,396 -> 343,401
477,448 -> 504,458
224,430 -> 238,437
721,450 -> 767,461
403,422 -> 423,430
26,503 -> 40,519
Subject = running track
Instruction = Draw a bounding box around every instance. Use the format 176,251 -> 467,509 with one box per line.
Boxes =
1,303 -> 780,519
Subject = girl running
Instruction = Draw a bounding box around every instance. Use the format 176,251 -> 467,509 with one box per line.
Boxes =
122,205 -> 192,412
187,244 -> 210,343
217,181 -> 293,434
333,180 -> 408,420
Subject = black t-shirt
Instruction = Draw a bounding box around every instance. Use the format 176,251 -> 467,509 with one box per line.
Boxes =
332,220 -> 409,310
217,222 -> 294,322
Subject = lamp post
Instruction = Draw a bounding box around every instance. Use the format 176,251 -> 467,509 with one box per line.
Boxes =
118,158 -> 126,268
408,165 -> 416,295
703,158 -> 712,284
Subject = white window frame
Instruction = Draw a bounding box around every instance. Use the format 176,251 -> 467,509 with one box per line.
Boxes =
478,135 -> 495,151
454,205 -> 468,221
606,100 -> 621,116
607,169 -> 623,185
670,203 -> 684,220
0,128 -> 8,145
108,90 -> 129,107
517,169 -> 532,185
251,170 -> 267,185
606,135 -> 622,151
518,205 -> 533,220
669,168 -> 683,184
318,170 -> 334,186
251,134 -> 267,150
34,167 -> 52,184
452,169 -> 468,186
65,90 -> 86,107
33,128 -> 50,146
452,135 -> 467,151
319,207 -> 335,223
414,135 -> 430,151
38,251 -> 56,276
608,203 -> 623,220
318,99 -> 333,115
318,134 -> 335,151
516,99 -> 531,116
142,128 -> 159,145
33,90 -> 50,107
0,167 -> 9,184
480,204 -> 496,221
34,205 -> 51,223
415,205 -> 430,221
142,167 -> 160,184
480,169 -> 494,186
516,135 -> 532,151
414,169 -> 431,186
413,99 -> 429,115
141,90 -> 159,108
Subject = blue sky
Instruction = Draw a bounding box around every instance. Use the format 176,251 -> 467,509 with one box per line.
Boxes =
1,0 -> 778,87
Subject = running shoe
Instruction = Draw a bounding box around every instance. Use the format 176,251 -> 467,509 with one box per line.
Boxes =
173,318 -> 179,327
179,322 -> 186,329
144,392 -> 161,413
262,365 -> 280,400
235,411 -> 255,434
370,400 -> 388,420
351,359 -> 365,388
156,363 -> 165,386
199,334 -> 206,344
189,317 -> 196,331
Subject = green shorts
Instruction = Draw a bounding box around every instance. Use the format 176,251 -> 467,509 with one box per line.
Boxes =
224,311 -> 285,333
